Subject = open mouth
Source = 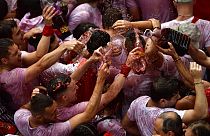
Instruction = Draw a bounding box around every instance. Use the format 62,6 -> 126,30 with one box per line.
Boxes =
131,56 -> 147,74
131,51 -> 147,74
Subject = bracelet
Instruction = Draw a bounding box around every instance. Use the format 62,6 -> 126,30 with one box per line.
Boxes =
42,25 -> 54,37
120,64 -> 131,78
174,57 -> 181,62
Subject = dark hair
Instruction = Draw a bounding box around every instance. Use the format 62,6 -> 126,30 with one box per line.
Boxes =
151,76 -> 180,102
73,23 -> 98,39
189,120 -> 210,136
47,74 -> 71,100
102,8 -> 123,29
30,93 -> 53,115
0,38 -> 14,60
123,29 -> 146,53
0,0 -> 8,20
0,20 -> 17,39
16,0 -> 42,20
87,30 -> 110,54
158,111 -> 183,136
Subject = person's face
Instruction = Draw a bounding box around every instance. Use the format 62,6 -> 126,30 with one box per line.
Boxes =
153,118 -> 167,136
165,93 -> 181,108
43,101 -> 58,123
4,44 -> 22,68
64,80 -> 78,105
144,36 -> 159,62
12,26 -> 27,51
185,128 -> 195,136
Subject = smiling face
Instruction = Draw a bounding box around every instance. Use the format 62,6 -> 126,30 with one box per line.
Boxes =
12,26 -> 27,51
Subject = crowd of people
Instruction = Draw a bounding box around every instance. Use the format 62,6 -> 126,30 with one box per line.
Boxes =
0,0 -> 210,135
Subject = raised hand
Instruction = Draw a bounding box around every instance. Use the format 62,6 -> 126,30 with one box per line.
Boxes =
89,47 -> 103,62
63,40 -> 85,53
126,47 -> 145,67
97,63 -> 110,82
156,42 -> 178,58
42,5 -> 59,25
190,62 -> 202,82
112,20 -> 132,30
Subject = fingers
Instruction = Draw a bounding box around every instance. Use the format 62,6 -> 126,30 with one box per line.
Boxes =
43,6 -> 59,22
100,63 -> 110,75
31,88 -> 40,97
112,20 -> 129,29
190,62 -> 202,79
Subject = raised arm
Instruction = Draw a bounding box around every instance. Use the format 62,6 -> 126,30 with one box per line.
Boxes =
182,62 -> 208,124
25,40 -> 84,83
68,63 -> 109,130
97,48 -> 144,111
112,19 -> 160,30
156,42 -> 194,89
22,6 -> 59,66
188,44 -> 210,68
70,47 -> 103,81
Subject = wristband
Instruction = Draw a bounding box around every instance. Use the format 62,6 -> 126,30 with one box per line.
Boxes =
120,64 -> 131,77
42,25 -> 54,37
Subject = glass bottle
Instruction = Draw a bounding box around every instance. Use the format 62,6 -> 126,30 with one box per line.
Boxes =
129,29 -> 147,74
41,0 -> 71,40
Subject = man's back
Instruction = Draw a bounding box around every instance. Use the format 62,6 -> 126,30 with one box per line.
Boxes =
127,96 -> 185,136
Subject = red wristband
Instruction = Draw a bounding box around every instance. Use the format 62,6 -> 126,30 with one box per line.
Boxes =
120,64 -> 131,77
42,25 -> 54,37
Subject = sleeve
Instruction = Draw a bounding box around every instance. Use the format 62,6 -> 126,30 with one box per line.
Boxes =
68,11 -> 91,31
203,22 -> 210,48
163,108 -> 186,119
44,121 -> 72,136
57,102 -> 88,121
127,98 -> 139,121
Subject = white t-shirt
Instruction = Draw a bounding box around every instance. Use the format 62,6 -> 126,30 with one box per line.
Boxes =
127,96 -> 186,136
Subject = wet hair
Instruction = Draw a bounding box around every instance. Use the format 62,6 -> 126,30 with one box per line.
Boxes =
102,8 -> 123,29
86,30 -> 110,54
73,23 -> 98,39
16,0 -> 42,20
158,111 -> 183,136
189,120 -> 210,136
151,76 -> 180,102
30,93 -> 53,115
28,33 -> 56,50
0,38 -> 14,60
123,29 -> 146,53
0,0 -> 8,20
47,74 -> 71,100
0,19 -> 17,39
